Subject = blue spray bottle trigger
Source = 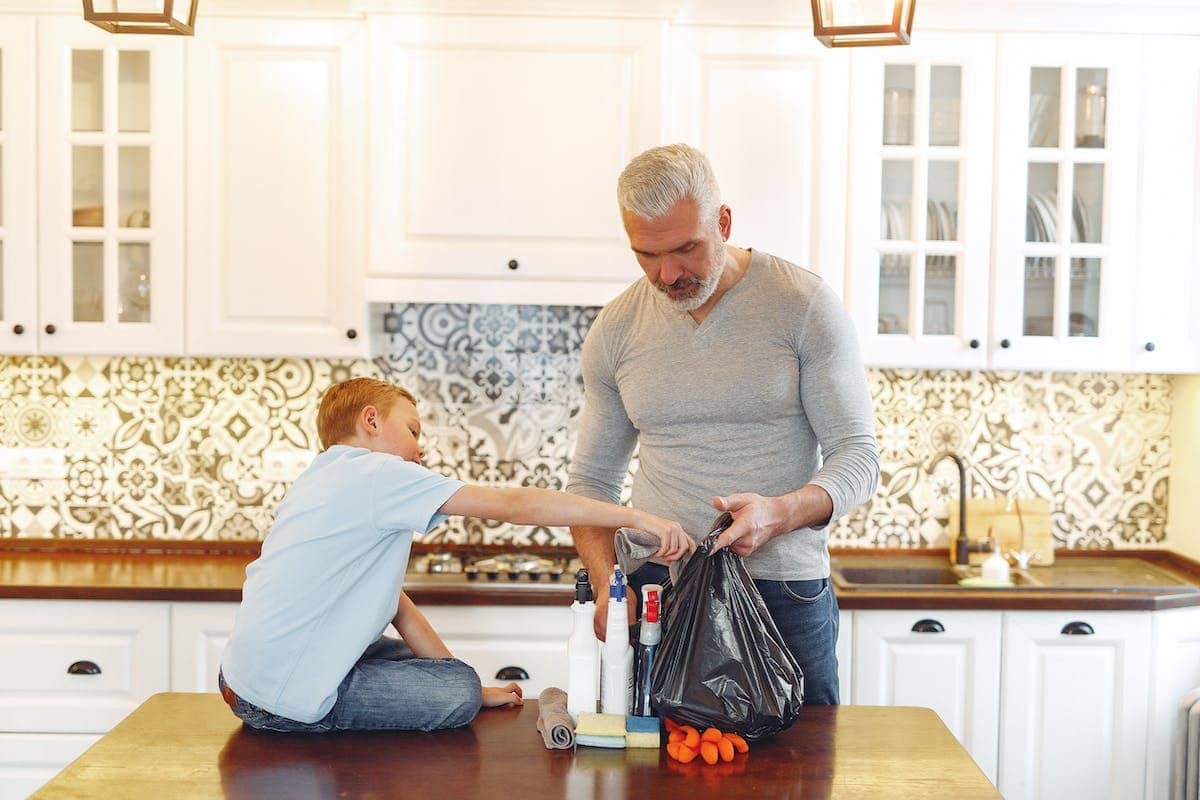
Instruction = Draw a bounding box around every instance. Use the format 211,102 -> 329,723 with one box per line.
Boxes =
609,567 -> 627,601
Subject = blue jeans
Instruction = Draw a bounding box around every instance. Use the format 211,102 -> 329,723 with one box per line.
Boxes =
218,636 -> 482,732
629,563 -> 840,707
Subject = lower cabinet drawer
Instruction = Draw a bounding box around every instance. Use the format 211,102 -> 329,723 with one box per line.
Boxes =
0,732 -> 99,800
419,606 -> 571,696
0,600 -> 170,733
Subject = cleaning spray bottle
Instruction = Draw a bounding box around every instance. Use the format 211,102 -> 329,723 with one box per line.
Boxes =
566,568 -> 599,722
600,565 -> 634,715
632,583 -> 663,717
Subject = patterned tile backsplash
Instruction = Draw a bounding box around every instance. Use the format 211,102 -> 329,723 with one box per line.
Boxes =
0,303 -> 1172,549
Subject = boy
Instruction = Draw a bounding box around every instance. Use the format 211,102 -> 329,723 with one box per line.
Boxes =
219,377 -> 692,733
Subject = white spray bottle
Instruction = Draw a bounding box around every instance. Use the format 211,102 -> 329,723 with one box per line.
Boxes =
600,565 -> 634,715
566,569 -> 599,721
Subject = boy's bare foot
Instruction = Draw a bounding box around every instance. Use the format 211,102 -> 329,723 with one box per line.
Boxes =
482,683 -> 524,708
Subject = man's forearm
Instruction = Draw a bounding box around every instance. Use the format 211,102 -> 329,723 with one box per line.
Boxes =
775,484 -> 835,535
571,524 -> 618,587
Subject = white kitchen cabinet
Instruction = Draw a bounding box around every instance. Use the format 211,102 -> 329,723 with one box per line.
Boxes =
991,35 -> 1142,371
836,609 -> 852,702
420,604 -> 571,697
851,609 -> 1001,783
999,610 -> 1152,800
846,33 -> 996,367
0,732 -> 98,800
1133,36 -> 1200,374
667,26 -> 849,297
36,17 -> 184,355
1144,607 -> 1200,800
186,18 -> 368,358
367,15 -> 662,306
170,602 -> 239,692
0,17 -> 36,356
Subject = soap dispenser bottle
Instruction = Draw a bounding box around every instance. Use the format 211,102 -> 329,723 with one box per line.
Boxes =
981,536 -> 1011,584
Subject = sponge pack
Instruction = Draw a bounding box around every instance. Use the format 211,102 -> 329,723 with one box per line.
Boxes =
625,716 -> 661,749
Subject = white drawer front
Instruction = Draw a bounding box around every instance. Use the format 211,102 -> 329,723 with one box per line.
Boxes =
170,602 -> 240,692
0,732 -> 99,800
0,600 -> 170,733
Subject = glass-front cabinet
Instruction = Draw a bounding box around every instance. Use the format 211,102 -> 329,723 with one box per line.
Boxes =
847,33 -> 995,368
0,19 -> 35,355
992,35 -> 1140,371
37,18 -> 183,355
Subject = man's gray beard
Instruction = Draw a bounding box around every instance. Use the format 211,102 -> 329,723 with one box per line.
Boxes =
660,256 -> 725,313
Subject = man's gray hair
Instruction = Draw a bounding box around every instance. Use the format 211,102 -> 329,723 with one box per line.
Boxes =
617,144 -> 721,223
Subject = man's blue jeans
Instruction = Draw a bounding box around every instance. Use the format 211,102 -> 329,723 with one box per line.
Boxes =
629,563 -> 840,706
218,636 -> 482,732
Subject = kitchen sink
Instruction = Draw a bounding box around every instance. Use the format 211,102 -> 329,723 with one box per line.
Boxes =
832,565 -> 1042,589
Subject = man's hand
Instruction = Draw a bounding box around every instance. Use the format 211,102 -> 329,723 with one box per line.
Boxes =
482,682 -> 524,709
633,512 -> 695,562
592,592 -> 637,642
709,493 -> 787,557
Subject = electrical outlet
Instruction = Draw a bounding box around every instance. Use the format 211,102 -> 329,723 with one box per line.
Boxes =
0,447 -> 67,480
261,448 -> 316,482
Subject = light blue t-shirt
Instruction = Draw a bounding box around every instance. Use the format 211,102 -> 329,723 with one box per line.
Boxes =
220,445 -> 465,723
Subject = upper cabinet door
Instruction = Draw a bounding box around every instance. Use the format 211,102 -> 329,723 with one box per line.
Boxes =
667,27 -> 849,297
847,33 -> 995,367
1134,36 -> 1200,373
187,19 -> 367,358
992,35 -> 1141,371
37,18 -> 184,356
0,17 -> 36,355
367,16 -> 663,305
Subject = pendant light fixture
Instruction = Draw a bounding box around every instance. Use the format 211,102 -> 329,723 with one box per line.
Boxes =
812,0 -> 916,47
82,1 -> 199,36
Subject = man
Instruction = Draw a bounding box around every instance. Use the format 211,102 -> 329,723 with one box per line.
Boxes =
565,144 -> 880,705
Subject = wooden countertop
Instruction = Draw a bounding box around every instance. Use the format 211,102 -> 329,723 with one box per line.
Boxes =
3,539 -> 1199,610
34,694 -> 1000,800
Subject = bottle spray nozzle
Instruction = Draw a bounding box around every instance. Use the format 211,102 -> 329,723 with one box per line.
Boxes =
574,568 -> 593,603
609,566 -> 626,602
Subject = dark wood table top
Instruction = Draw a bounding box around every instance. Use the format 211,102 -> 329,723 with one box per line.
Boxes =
35,693 -> 1000,800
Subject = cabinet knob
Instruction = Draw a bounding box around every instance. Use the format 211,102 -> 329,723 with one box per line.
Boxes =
507,259 -> 520,271
495,665 -> 529,681
45,324 -> 56,335
968,338 -> 980,349
911,619 -> 945,634
346,328 -> 357,340
999,338 -> 1011,349
67,660 -> 102,675
1144,342 -> 1156,352
12,324 -> 24,335
1060,621 -> 1094,636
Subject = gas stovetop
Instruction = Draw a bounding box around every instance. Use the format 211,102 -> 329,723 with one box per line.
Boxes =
410,551 -> 583,583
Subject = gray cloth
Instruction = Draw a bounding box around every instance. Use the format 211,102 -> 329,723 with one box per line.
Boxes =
535,687 -> 575,749
614,527 -> 659,579
566,249 -> 880,582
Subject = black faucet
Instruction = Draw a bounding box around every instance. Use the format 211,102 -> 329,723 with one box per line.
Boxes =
927,451 -> 991,566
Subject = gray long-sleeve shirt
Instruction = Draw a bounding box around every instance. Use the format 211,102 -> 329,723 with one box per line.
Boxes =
566,249 -> 880,581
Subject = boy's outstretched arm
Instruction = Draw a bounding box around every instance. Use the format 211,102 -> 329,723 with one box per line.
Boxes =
392,591 -> 523,709
438,486 -> 694,562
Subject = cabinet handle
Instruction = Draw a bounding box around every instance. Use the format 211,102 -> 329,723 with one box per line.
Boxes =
495,665 -> 529,681
507,259 -> 520,271
999,338 -> 1011,349
968,338 -> 980,349
1144,342 -> 1156,352
67,660 -> 102,675
12,324 -> 24,335
1060,621 -> 1094,636
45,324 -> 57,335
911,619 -> 945,634
346,328 -> 357,340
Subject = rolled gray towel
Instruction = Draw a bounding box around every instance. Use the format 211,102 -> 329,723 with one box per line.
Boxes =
615,527 -> 661,578
536,687 -> 574,749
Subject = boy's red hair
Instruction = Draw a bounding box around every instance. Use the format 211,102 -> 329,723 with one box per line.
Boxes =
317,378 -> 416,450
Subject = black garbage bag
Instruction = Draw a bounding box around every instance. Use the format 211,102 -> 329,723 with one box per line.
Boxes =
649,513 -> 804,741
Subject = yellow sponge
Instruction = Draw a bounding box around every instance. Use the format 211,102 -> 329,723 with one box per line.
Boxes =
625,716 -> 660,748
575,712 -> 626,737
625,731 -> 660,748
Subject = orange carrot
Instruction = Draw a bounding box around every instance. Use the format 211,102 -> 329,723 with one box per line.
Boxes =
716,737 -> 735,762
666,742 -> 681,761
680,726 -> 700,749
701,727 -> 723,743
676,743 -> 699,764
723,732 -> 749,753
700,740 -> 719,765
668,730 -> 684,745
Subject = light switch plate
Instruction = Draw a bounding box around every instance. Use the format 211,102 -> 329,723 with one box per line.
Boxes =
261,448 -> 316,482
0,447 -> 68,480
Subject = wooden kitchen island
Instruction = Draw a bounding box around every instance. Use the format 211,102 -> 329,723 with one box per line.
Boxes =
34,694 -> 999,799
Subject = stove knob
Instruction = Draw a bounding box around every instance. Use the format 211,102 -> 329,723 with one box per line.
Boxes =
507,572 -> 521,582
529,572 -> 542,582
466,570 -> 479,582
548,572 -> 563,583
487,571 -> 500,582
